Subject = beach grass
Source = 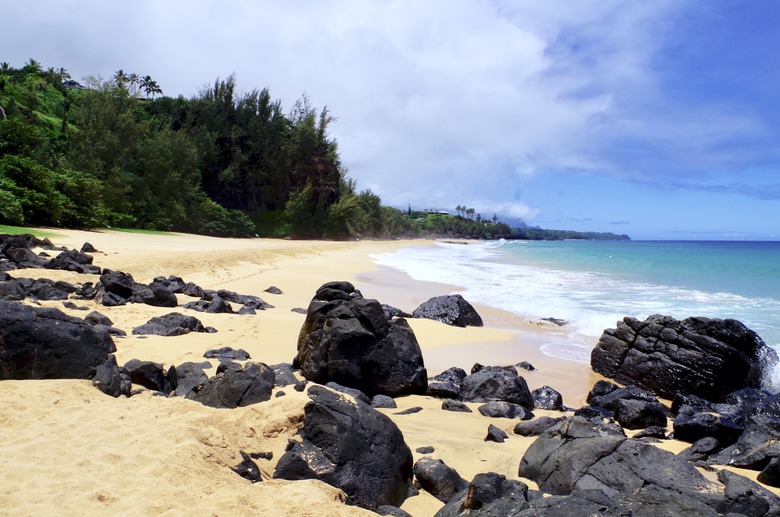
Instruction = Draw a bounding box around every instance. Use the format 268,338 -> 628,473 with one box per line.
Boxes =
111,227 -> 175,236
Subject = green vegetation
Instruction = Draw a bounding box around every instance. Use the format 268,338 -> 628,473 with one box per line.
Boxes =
0,59 -> 628,241
0,224 -> 60,238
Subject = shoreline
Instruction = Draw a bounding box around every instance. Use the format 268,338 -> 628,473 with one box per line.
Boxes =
2,229 -> 778,516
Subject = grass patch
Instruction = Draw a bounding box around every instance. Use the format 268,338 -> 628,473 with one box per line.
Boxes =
0,225 -> 61,238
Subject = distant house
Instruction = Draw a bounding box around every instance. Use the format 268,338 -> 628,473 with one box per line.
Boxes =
63,79 -> 85,90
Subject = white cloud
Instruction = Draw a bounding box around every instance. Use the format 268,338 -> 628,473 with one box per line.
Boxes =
4,0 -> 771,223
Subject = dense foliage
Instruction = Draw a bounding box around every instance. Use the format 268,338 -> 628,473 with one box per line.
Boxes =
0,59 -> 627,241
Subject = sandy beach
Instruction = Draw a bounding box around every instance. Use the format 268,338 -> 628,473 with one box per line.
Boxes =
1,229 -> 775,516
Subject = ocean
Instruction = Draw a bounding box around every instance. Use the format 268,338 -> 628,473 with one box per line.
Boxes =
372,240 -> 780,389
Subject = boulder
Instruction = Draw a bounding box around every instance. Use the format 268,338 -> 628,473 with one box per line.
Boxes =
587,384 -> 668,430
427,382 -> 461,399
678,437 -> 722,463
477,401 -> 533,420
413,457 -> 468,503
531,385 -> 564,411
270,363 -> 298,387
132,313 -> 210,336
382,303 -> 412,320
123,359 -> 172,394
132,283 -> 178,308
208,289 -> 272,310
99,270 -> 135,300
707,415 -> 780,471
325,382 -> 372,405
430,367 -> 468,385
758,457 -> 780,488
0,300 -> 116,380
591,314 -> 778,401
92,355 -> 132,398
192,362 -> 275,408
460,366 -> 533,409
84,310 -> 113,327
152,275 -> 187,293
295,281 -> 427,397
442,399 -> 472,413
204,346 -> 250,361
513,416 -> 564,437
264,286 -> 283,295
168,362 -> 208,397
274,385 -> 413,510
485,425 -> 508,443
372,394 -> 397,409
412,294 -> 483,327
183,297 -> 234,314
673,409 -> 744,446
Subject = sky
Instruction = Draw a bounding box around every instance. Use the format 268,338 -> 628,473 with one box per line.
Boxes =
4,0 -> 780,239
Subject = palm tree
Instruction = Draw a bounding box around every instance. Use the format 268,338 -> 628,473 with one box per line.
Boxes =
456,204 -> 463,218
140,75 -> 162,99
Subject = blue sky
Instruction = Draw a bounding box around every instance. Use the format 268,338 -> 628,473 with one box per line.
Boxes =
4,1 -> 780,239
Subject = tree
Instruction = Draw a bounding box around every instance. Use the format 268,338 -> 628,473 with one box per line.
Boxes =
140,75 -> 162,99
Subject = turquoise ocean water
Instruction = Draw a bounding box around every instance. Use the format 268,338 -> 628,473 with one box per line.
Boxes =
372,240 -> 780,389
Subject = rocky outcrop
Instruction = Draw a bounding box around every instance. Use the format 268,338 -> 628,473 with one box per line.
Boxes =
591,314 -> 777,401
412,294 -> 483,327
434,473 -> 529,517
586,381 -> 668,430
295,281 -> 427,397
519,416 -> 780,515
0,300 -> 116,380
274,385 -> 414,510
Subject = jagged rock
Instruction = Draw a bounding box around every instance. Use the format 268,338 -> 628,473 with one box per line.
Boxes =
587,383 -> 668,430
485,424 -> 508,443
192,362 -> 275,408
460,365 -> 533,409
206,289 -> 272,310
478,401 -> 533,420
520,416 -> 780,514
274,385 -> 413,510
673,408 -> 744,446
204,346 -> 250,361
574,405 -> 615,421
99,270 -> 135,300
412,294 -> 483,327
678,437 -> 721,463
168,362 -> 209,397
183,298 -> 234,314
232,450 -> 262,483
264,286 -> 283,295
45,249 -> 100,274
382,303 -> 412,320
515,361 -> 536,371
0,300 -> 116,380
531,385 -> 564,411
442,399 -> 472,413
431,367 -> 468,385
591,314 -> 778,401
92,355 -> 131,398
413,457 -> 468,503
707,415 -> 780,470
718,469 -> 780,515
80,242 -> 98,253
132,312 -> 210,336
295,281 -> 427,397
513,416 -> 564,437
183,282 -> 205,298
152,275 -> 187,293
435,472 -> 529,516
132,282 -> 178,308
123,359 -> 172,394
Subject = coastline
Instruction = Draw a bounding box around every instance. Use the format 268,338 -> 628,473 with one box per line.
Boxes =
2,229 -> 777,516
